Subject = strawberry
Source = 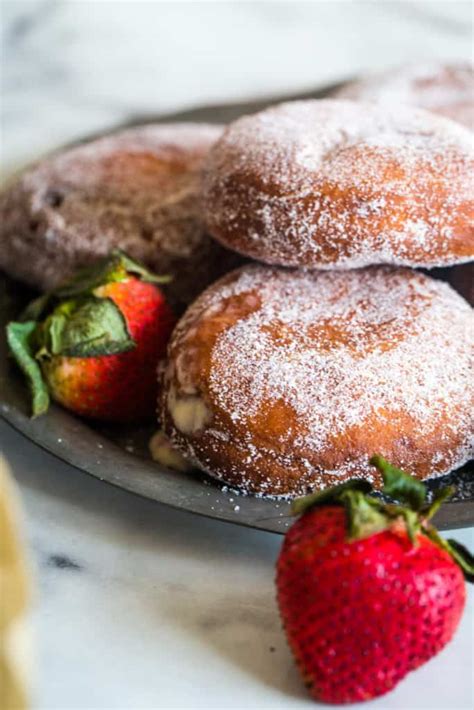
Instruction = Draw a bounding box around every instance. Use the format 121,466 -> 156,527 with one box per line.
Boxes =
276,456 -> 474,704
7,250 -> 175,421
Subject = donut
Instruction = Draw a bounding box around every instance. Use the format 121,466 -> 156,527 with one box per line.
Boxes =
160,264 -> 473,497
0,123 -> 241,310
202,99 -> 474,270
333,62 -> 474,130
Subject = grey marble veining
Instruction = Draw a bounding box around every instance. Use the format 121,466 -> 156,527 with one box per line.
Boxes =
3,416 -> 473,709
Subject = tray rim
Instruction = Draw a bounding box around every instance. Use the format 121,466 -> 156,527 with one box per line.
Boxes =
2,403 -> 473,533
0,412 -> 290,534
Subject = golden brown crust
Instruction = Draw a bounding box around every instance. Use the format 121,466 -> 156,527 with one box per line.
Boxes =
0,123 -> 241,310
161,265 -> 473,497
203,100 -> 474,270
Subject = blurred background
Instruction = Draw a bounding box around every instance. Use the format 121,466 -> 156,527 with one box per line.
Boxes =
1,0 -> 472,173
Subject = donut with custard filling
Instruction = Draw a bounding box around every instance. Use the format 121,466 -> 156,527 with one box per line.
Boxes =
161,264 -> 473,497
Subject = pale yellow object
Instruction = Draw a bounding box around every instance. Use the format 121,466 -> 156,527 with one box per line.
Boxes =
0,457 -> 30,710
149,430 -> 193,473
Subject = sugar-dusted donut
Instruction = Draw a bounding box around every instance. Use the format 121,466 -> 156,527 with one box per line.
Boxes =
0,123 -> 241,309
160,264 -> 473,497
333,62 -> 474,130
202,100 -> 473,270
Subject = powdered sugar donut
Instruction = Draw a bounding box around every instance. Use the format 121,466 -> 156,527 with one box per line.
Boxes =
0,123 -> 241,309
161,264 -> 473,497
203,100 -> 474,270
333,62 -> 474,130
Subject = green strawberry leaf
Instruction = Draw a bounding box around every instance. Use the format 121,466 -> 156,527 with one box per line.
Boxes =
340,490 -> 388,541
423,526 -> 474,582
55,249 -> 171,300
290,456 -> 473,567
397,507 -> 421,544
6,321 -> 50,416
370,454 -> 426,510
114,250 -> 172,285
41,296 -> 136,358
291,479 -> 373,516
291,456 -> 472,568
53,255 -> 128,300
421,486 -> 455,521
20,250 -> 171,322
444,539 -> 474,582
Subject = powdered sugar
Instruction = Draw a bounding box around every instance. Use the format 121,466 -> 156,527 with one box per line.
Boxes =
203,99 -> 473,270
333,61 -> 474,130
209,267 -> 471,450
163,265 -> 473,496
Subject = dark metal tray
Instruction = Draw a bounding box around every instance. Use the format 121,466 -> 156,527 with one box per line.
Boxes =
1,87 -> 473,532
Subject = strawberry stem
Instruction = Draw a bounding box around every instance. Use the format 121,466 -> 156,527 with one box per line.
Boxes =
421,486 -> 455,521
290,456 -> 473,582
21,249 -> 171,322
370,455 -> 426,510
339,490 -> 387,540
423,527 -> 474,581
290,479 -> 372,516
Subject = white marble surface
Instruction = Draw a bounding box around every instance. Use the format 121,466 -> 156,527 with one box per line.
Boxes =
3,420 -> 474,710
1,1 -> 473,708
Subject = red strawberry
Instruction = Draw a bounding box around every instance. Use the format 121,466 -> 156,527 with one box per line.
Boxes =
7,250 -> 175,421
276,457 -> 473,704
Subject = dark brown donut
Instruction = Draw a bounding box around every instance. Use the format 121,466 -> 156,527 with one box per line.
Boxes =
0,123 -> 241,310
